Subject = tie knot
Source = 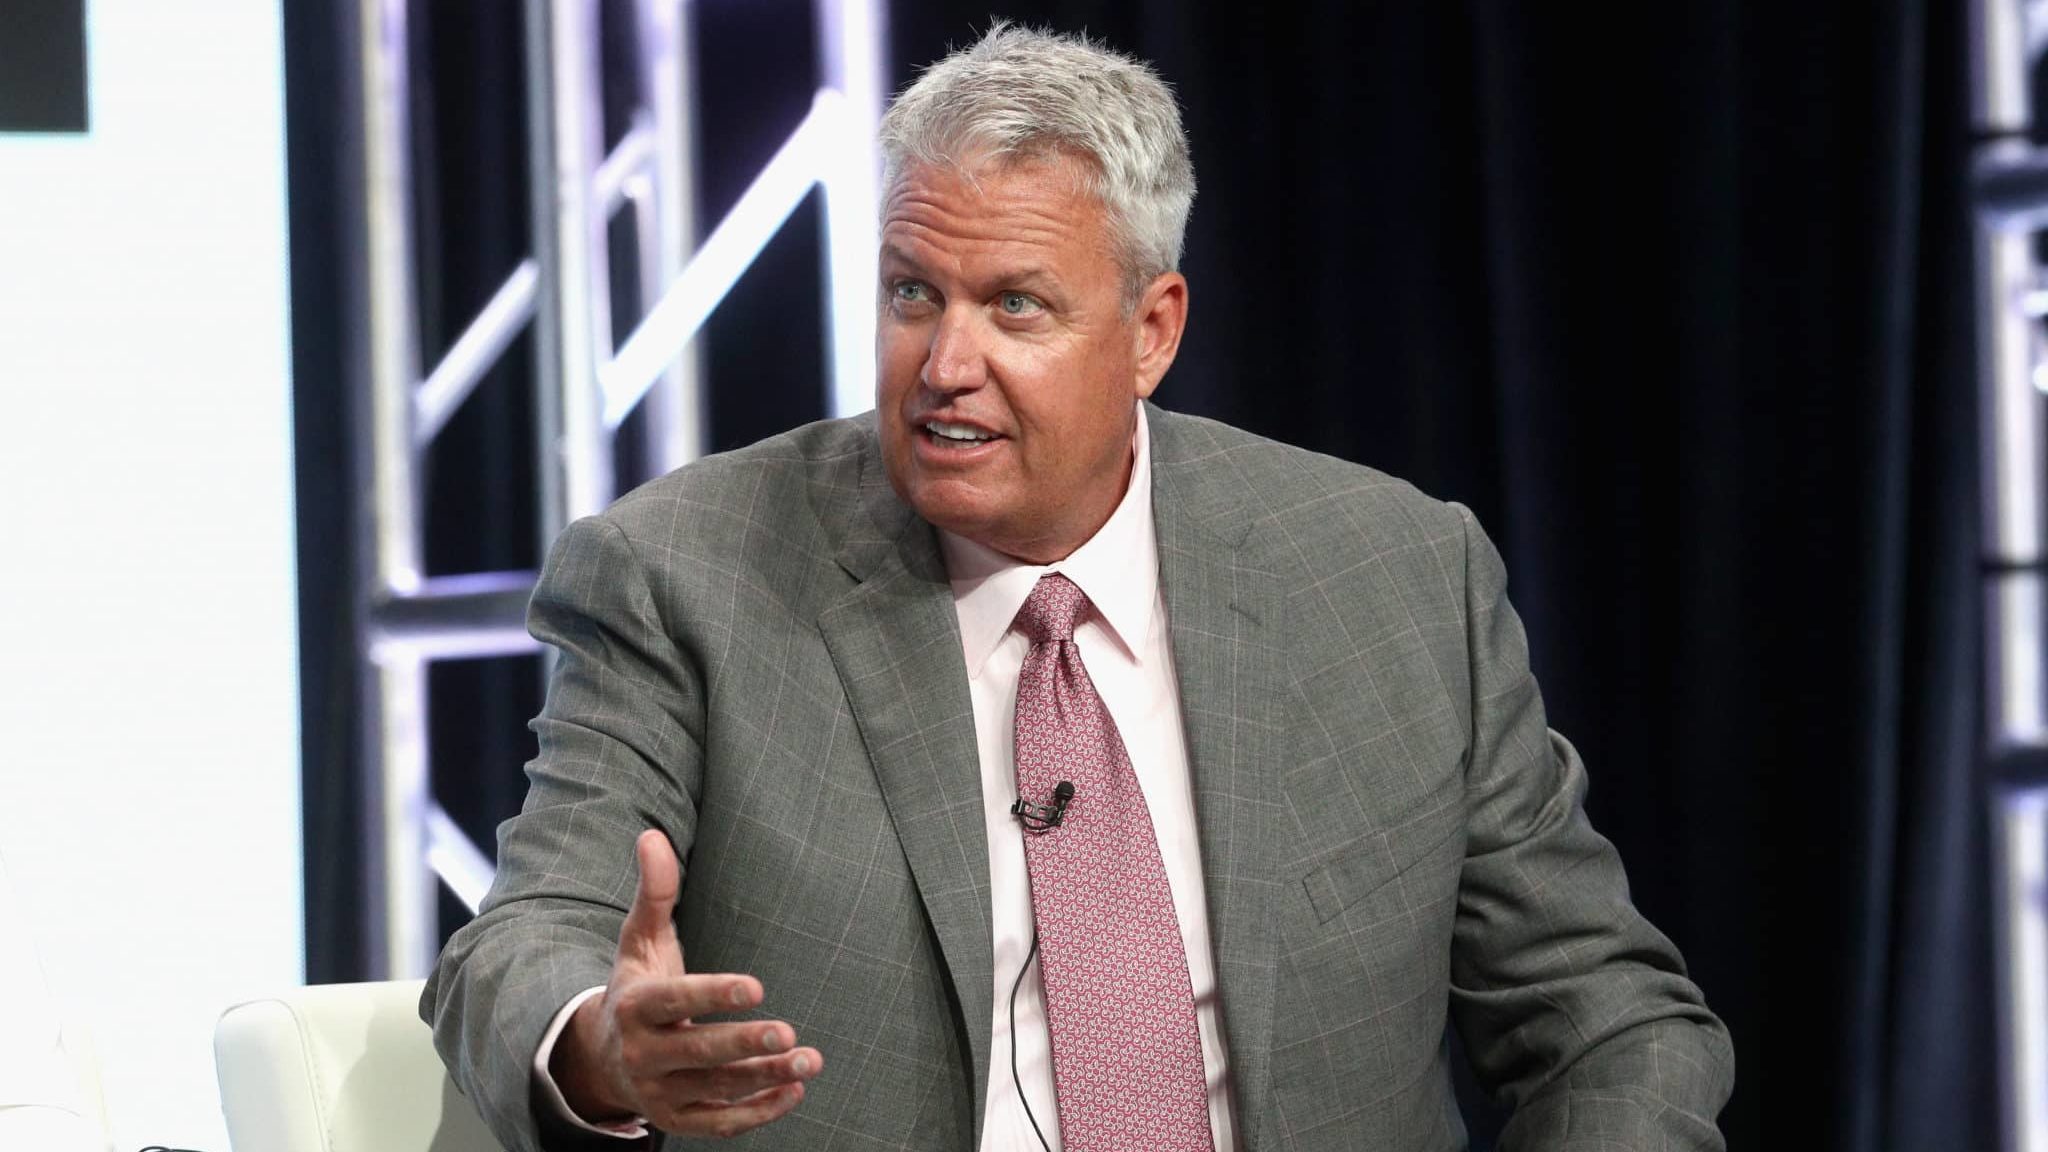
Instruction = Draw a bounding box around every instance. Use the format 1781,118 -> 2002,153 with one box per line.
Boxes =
1014,573 -> 1089,645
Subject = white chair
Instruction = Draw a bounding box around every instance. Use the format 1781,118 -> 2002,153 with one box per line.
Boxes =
213,979 -> 504,1152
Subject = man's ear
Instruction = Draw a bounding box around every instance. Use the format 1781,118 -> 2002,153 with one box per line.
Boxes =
1132,272 -> 1188,400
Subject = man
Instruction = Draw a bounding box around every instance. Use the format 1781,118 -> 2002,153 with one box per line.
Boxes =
424,24 -> 1733,1151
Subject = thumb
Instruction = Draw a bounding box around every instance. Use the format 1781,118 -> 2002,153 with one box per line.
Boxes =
615,829 -> 684,976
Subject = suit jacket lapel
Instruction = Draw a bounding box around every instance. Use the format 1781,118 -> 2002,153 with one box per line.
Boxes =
1149,404 -> 1288,1151
815,439 -> 995,1143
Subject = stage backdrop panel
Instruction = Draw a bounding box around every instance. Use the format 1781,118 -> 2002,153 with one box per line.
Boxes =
0,2 -> 302,1149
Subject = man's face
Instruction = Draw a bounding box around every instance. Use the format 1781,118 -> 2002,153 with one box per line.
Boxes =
876,156 -> 1186,563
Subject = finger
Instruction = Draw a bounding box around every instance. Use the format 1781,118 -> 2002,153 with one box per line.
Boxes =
615,830 -> 684,976
654,1048 -> 822,1108
620,1016 -> 796,1075
615,972 -> 764,1029
660,1080 -> 808,1140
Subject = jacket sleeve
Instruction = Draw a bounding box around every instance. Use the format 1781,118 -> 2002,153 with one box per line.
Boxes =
420,514 -> 706,1152
1444,502 -> 1735,1150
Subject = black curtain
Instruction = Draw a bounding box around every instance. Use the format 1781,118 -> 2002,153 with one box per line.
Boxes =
884,3 -> 1989,1149
288,2 -> 1990,1148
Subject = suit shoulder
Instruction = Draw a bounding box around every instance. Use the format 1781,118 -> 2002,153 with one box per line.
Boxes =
1154,409 -> 1465,547
1154,411 -> 1480,661
594,414 -> 871,546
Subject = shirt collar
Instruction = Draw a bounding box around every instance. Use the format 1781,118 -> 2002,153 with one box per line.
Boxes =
940,405 -> 1159,679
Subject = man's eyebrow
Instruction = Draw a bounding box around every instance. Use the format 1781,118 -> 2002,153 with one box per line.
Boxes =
879,242 -> 925,273
877,245 -> 1062,298
1002,267 -> 1059,292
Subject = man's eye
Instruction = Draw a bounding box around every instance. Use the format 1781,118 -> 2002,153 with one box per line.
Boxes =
998,291 -> 1043,316
894,281 -> 931,304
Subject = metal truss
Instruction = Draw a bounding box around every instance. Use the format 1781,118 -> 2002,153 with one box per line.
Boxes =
350,0 -> 884,978
1974,2 -> 2048,1149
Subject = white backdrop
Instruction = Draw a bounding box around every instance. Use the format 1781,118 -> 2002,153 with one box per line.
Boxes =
0,2 -> 303,1148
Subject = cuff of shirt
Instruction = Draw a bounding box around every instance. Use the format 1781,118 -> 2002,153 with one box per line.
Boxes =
531,985 -> 649,1140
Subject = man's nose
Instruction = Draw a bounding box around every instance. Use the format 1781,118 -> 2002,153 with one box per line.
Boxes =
920,308 -> 987,394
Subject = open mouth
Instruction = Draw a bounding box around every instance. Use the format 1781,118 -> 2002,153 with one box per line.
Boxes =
921,419 -> 1002,448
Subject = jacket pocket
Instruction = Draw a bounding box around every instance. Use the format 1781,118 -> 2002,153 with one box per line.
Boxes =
1300,798 -> 1464,925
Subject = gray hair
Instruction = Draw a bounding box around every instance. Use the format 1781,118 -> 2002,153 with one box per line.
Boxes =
878,22 -> 1196,305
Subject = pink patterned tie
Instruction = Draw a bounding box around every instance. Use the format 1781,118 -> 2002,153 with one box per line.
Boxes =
1012,573 -> 1212,1151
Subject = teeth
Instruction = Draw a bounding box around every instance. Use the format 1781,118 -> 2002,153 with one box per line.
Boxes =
926,420 -> 994,442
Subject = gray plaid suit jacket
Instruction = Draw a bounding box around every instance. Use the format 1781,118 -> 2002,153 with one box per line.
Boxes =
423,403 -> 1733,1151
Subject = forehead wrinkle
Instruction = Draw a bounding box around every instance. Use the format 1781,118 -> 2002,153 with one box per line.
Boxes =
882,218 -> 1073,294
883,193 -> 1075,247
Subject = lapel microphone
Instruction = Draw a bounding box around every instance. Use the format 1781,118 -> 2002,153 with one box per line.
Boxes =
1011,780 -> 1075,832
1007,783 -> 1073,1148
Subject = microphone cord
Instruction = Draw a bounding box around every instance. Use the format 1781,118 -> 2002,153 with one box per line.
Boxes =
1009,930 -> 1053,1152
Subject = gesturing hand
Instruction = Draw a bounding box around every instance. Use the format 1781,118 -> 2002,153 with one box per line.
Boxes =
551,830 -> 822,1138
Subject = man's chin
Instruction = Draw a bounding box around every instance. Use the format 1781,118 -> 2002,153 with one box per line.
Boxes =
897,487 -> 1025,551
914,501 -> 1007,545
